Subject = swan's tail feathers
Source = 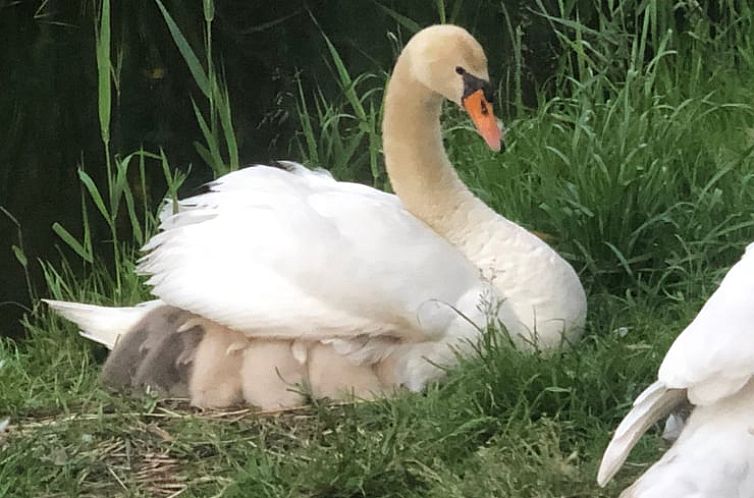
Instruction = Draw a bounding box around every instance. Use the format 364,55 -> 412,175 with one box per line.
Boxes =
43,299 -> 164,349
597,381 -> 686,487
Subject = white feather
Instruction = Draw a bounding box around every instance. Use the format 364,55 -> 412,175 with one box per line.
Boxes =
619,380 -> 754,498
658,242 -> 754,403
43,299 -> 163,349
597,381 -> 685,486
600,243 -> 754,492
138,165 -> 487,343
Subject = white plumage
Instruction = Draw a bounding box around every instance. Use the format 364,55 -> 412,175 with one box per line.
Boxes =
598,242 -> 754,497
44,299 -> 163,349
46,25 -> 587,407
139,163 -> 487,344
136,161 -> 583,390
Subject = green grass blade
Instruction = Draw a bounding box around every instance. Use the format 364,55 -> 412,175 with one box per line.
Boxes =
202,0 -> 214,23
159,148 -> 186,212
296,78 -> 319,166
367,100 -> 380,185
122,183 -> 144,246
374,2 -> 421,33
193,142 -> 214,170
95,0 -> 111,146
435,0 -> 446,23
216,83 -> 239,171
114,153 -> 144,245
112,156 -> 133,222
52,223 -> 94,263
448,0 -> 464,24
77,169 -> 111,226
12,245 -> 28,269
154,0 -> 210,97
191,98 -> 225,175
321,33 -> 363,118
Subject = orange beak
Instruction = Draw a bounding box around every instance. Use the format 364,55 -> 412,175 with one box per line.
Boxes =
462,89 -> 503,152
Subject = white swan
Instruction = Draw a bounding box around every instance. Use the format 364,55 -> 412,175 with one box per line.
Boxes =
46,25 -> 586,409
598,242 -> 754,497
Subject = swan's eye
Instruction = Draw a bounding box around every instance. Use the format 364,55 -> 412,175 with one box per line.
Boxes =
455,66 -> 465,75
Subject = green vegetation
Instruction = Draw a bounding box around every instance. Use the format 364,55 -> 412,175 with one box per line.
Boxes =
2,0 -> 754,496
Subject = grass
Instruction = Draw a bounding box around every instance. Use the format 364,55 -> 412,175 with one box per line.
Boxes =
0,292 -> 696,497
3,0 -> 754,496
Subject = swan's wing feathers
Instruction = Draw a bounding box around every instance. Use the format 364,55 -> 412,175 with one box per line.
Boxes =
138,164 -> 483,340
597,381 -> 686,486
618,380 -> 754,498
599,244 -> 754,488
658,243 -> 754,404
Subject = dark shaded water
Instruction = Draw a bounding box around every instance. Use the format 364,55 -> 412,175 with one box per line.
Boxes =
0,0 -> 607,337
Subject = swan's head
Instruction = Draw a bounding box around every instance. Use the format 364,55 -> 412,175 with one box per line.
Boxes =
405,25 -> 503,151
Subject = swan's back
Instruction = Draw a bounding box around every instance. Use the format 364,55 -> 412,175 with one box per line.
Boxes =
139,163 -> 490,342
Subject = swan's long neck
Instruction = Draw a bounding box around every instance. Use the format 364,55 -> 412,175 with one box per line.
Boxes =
382,54 -> 495,247
381,45 -> 586,349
